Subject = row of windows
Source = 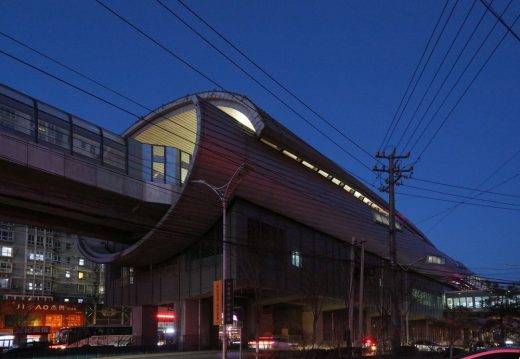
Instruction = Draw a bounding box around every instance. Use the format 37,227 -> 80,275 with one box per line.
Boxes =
260,137 -> 388,216
446,295 -> 520,309
27,251 -> 85,265
0,100 -> 126,173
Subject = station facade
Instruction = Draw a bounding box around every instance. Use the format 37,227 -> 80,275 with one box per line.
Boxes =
0,84 -> 477,349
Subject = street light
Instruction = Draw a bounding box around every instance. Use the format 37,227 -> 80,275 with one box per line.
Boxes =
192,163 -> 253,359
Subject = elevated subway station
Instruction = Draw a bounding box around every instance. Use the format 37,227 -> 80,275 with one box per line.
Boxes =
0,84 -> 476,349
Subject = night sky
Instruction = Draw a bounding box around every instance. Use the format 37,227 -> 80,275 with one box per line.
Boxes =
1,0 -> 519,282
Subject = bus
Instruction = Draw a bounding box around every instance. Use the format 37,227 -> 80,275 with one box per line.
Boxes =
52,325 -> 132,348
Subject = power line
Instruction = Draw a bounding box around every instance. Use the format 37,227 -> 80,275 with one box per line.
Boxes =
378,0 -> 450,153
95,0 -> 374,177
169,0 -> 378,164
402,0 -> 500,155
411,4 -> 518,161
395,0 -> 478,151
480,0 -> 520,42
402,183 -> 520,207
410,176 -> 520,199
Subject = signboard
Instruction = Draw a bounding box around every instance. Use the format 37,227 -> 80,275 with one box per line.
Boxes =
213,280 -> 222,326
224,279 -> 234,325
13,326 -> 50,334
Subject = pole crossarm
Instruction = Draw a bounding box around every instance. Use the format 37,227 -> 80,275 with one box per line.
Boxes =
372,149 -> 413,358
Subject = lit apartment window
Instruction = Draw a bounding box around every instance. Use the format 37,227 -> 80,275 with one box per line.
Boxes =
1,246 -> 13,257
64,298 -> 69,302
291,251 -> 302,268
78,271 -> 84,280
28,282 -> 34,290
0,278 -> 9,288
78,298 -> 84,303
426,255 -> 445,265
79,258 -> 85,266
65,270 -> 71,278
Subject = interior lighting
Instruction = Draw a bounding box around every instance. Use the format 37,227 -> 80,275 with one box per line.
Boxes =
260,138 -> 280,151
282,149 -> 299,161
157,313 -> 175,321
217,106 -> 255,132
318,169 -> 329,178
301,160 -> 315,170
332,177 -> 342,186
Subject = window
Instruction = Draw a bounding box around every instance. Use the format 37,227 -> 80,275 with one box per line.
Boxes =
36,236 -> 44,246
64,298 -> 69,302
66,242 -> 71,250
0,278 -> 9,288
0,260 -> 12,273
53,254 -> 61,263
65,270 -> 71,278
426,255 -> 445,265
79,258 -> 85,266
1,246 -> 13,257
474,296 -> 482,308
46,237 -> 53,247
78,271 -> 84,280
28,234 -> 35,245
54,240 -> 61,250
28,251 -> 44,261
291,251 -> 302,268
447,298 -> 453,309
0,222 -> 14,241
78,298 -> 84,304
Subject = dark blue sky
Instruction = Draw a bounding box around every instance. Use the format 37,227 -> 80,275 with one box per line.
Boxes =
1,0 -> 519,281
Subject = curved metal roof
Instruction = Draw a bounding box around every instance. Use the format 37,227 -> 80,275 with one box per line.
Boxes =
79,91 -> 472,287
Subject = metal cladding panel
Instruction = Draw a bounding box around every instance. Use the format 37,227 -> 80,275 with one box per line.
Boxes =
100,93 -> 471,284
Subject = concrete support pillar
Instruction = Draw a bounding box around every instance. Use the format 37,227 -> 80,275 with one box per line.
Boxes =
182,299 -> 199,351
303,311 -> 323,346
132,305 -> 158,346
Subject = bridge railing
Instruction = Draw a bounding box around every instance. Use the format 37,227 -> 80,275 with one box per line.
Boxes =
0,84 -> 190,186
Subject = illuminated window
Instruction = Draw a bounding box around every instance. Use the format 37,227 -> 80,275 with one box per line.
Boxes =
291,251 -> 302,268
64,298 -> 69,302
78,271 -> 84,280
217,106 -> 255,132
65,270 -> 71,278
426,255 -> 445,265
1,246 -> 13,257
78,298 -> 84,303
79,258 -> 85,266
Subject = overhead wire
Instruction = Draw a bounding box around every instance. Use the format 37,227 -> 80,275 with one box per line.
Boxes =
95,0 -> 375,179
1,2 -> 516,284
480,0 -> 520,42
378,0 -> 450,153
402,0 -> 498,154
409,2 -> 518,162
395,0 -> 478,151
0,48 -> 403,251
167,0 -> 379,165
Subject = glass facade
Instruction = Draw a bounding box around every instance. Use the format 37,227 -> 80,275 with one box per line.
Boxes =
0,84 -> 192,185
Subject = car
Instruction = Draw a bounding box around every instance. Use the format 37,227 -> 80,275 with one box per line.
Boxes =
247,336 -> 296,350
414,339 -> 446,352
453,347 -> 520,358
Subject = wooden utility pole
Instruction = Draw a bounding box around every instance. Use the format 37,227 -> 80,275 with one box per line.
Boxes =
373,150 -> 412,358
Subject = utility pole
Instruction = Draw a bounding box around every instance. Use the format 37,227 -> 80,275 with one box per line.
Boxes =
373,149 -> 412,358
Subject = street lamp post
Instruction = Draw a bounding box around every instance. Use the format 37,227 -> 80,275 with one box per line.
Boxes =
192,163 -> 253,359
